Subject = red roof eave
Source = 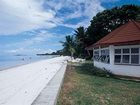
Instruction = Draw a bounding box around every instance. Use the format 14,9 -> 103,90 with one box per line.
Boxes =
93,40 -> 140,48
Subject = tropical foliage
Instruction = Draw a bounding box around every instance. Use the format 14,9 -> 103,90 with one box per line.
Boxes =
60,35 -> 75,57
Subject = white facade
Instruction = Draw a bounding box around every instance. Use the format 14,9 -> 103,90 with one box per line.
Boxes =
93,45 -> 140,77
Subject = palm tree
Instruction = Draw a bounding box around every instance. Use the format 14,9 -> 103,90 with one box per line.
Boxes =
74,26 -> 87,58
60,35 -> 75,58
75,26 -> 86,45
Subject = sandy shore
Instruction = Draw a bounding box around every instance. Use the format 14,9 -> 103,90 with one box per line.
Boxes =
0,56 -> 69,105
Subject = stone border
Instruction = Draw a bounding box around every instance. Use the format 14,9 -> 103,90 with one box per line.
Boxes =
32,62 -> 67,105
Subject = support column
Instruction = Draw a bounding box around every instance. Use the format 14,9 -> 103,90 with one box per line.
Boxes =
93,48 -> 94,65
109,45 -> 114,66
99,46 -> 101,56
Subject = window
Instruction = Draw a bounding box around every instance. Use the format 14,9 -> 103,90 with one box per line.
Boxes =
100,49 -> 110,64
131,48 -> 139,64
122,55 -> 129,63
114,47 -> 140,65
93,50 -> 99,61
123,48 -> 130,53
122,48 -> 130,64
131,55 -> 139,64
94,48 -> 110,64
115,55 -> 121,63
131,48 -> 139,53
115,49 -> 121,54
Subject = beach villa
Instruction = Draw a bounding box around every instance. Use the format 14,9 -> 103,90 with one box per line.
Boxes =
86,20 -> 140,78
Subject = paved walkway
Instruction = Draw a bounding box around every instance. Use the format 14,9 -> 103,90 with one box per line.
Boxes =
32,62 -> 67,105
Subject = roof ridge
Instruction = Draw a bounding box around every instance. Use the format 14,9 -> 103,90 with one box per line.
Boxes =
132,21 -> 140,31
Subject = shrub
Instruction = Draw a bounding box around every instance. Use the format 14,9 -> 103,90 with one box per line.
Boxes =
92,66 -> 114,78
77,62 -> 114,78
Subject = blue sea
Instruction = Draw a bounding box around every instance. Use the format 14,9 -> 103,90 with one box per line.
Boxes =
0,55 -> 59,70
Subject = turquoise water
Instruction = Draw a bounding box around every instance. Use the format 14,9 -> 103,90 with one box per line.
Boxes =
0,55 -> 59,70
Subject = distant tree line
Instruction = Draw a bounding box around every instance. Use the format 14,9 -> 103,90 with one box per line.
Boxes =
60,5 -> 140,59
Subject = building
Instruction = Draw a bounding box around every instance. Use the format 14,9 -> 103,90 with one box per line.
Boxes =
86,20 -> 140,78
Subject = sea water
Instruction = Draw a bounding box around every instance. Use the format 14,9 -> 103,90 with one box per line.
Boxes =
0,55 -> 59,70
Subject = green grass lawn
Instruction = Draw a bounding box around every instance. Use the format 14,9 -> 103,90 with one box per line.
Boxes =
57,61 -> 140,105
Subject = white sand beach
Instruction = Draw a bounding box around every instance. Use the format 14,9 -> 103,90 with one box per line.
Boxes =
0,56 -> 69,105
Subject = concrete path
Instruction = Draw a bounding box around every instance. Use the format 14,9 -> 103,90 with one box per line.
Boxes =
32,62 -> 67,105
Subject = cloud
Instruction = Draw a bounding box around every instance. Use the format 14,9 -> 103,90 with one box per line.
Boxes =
6,48 -> 24,53
59,19 -> 90,29
0,0 -> 105,35
5,48 -> 56,54
46,49 -> 56,54
0,0 -> 56,35
1,30 -> 62,54
27,48 -> 56,54
4,30 -> 55,47
52,0 -> 105,28
62,0 -> 104,19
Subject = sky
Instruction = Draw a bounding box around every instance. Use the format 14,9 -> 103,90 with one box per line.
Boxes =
0,0 -> 140,55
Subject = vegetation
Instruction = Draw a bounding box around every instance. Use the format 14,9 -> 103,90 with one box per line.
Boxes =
81,62 -> 114,78
60,35 -> 75,57
60,5 -> 140,58
57,62 -> 140,105
36,50 -> 63,56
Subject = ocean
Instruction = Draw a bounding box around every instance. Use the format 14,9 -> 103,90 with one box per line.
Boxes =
0,55 -> 59,70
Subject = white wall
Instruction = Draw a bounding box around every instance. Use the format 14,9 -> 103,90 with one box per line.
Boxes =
94,45 -> 140,78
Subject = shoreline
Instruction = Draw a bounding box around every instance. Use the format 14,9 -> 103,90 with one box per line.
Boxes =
0,56 -> 69,105
0,56 -> 59,71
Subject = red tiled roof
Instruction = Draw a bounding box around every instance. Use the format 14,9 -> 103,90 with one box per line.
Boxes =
86,20 -> 140,50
